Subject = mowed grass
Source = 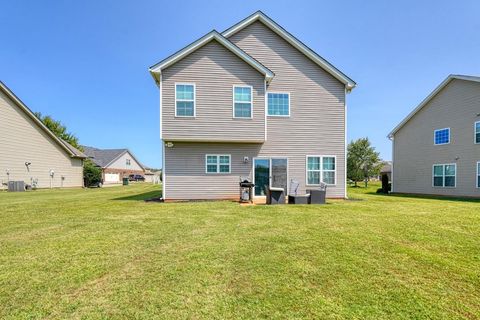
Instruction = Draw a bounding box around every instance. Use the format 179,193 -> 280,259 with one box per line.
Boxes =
0,183 -> 479,319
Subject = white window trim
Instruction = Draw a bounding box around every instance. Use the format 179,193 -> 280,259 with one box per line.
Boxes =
477,161 -> 480,188
474,121 -> 480,144
305,155 -> 337,186
267,92 -> 290,117
434,127 -> 450,145
175,82 -> 196,117
232,85 -> 253,119
432,163 -> 456,188
205,154 -> 231,174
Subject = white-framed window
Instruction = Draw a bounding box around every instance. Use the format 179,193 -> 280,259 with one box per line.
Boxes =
477,162 -> 480,188
306,155 -> 336,185
206,154 -> 231,174
233,86 -> 252,118
267,92 -> 290,116
433,163 -> 456,188
175,83 -> 195,117
126,159 -> 131,166
475,121 -> 480,144
434,128 -> 450,145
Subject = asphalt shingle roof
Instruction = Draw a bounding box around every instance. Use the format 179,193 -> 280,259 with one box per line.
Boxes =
82,146 -> 127,168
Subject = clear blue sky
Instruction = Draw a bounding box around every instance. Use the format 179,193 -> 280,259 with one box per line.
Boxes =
2,0 -> 479,168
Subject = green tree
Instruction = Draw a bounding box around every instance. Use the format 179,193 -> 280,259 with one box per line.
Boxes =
347,138 -> 382,187
34,112 -> 82,150
83,159 -> 103,187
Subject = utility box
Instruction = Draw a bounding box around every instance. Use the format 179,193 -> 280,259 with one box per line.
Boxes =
8,181 -> 25,192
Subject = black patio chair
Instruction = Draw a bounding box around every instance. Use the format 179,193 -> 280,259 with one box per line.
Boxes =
287,180 -> 310,204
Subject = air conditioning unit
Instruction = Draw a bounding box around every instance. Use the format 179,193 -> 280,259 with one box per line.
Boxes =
8,181 -> 25,192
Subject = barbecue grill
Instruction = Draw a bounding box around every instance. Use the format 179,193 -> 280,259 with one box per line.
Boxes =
239,176 -> 255,203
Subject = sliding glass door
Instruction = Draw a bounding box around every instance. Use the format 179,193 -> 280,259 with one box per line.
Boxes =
253,158 -> 288,196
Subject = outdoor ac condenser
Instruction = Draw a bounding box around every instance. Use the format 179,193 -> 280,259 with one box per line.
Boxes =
8,181 -> 25,192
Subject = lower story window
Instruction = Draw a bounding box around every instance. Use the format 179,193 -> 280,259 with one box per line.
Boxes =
306,156 -> 336,185
206,154 -> 231,174
477,162 -> 480,188
433,164 -> 456,187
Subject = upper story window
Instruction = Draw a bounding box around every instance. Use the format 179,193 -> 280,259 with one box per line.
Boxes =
206,154 -> 231,174
306,155 -> 336,185
126,159 -> 131,166
268,93 -> 290,116
475,121 -> 480,144
434,128 -> 450,145
175,83 -> 195,117
233,86 -> 252,118
433,163 -> 456,187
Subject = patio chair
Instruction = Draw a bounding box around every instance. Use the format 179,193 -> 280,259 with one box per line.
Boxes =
307,182 -> 327,204
265,185 -> 285,205
287,180 -> 310,204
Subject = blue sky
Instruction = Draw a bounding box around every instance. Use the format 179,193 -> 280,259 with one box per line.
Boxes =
2,0 -> 479,168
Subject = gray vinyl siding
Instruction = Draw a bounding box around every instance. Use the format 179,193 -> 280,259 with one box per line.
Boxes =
164,21 -> 347,200
393,79 -> 480,197
0,90 -> 83,188
229,21 -> 346,198
162,40 -> 266,142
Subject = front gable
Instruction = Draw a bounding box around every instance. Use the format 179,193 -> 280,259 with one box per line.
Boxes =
106,151 -> 144,171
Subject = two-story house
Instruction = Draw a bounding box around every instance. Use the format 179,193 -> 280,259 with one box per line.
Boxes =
389,75 -> 480,197
149,11 -> 356,200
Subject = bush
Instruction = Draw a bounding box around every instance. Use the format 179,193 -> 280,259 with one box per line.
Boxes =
381,174 -> 390,193
83,159 -> 102,187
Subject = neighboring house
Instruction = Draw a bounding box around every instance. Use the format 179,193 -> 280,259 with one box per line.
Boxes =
0,81 -> 85,189
388,75 -> 480,197
82,146 -> 145,184
144,168 -> 161,184
380,161 -> 392,181
149,11 -> 356,200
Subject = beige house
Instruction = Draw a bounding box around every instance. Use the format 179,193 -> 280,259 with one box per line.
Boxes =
82,146 -> 145,184
0,81 -> 85,189
149,11 -> 356,200
389,75 -> 480,197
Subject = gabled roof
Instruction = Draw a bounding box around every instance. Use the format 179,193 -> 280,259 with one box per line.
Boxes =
82,146 -> 145,170
222,11 -> 356,90
0,81 -> 86,159
149,30 -> 274,84
388,74 -> 480,138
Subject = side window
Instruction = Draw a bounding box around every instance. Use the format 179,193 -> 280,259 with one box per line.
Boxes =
233,86 -> 252,118
434,128 -> 450,145
206,155 -> 231,174
175,84 -> 195,117
267,93 -> 290,116
475,121 -> 480,144
306,156 -> 336,185
433,164 -> 456,187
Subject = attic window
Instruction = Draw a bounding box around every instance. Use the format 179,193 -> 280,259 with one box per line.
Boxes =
126,159 -> 131,166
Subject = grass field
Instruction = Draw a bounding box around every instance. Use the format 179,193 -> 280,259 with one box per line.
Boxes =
0,183 -> 479,319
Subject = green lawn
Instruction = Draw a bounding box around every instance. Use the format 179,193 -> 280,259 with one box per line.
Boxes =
0,183 -> 479,319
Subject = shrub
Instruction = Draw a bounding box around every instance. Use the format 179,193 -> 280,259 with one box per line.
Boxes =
83,159 -> 102,187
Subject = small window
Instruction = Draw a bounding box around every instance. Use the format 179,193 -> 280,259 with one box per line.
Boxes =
433,164 -> 456,187
206,154 -> 231,174
434,128 -> 450,145
306,156 -> 336,185
233,86 -> 252,118
477,162 -> 480,188
268,93 -> 290,116
475,121 -> 480,144
175,84 -> 195,117
126,159 -> 131,166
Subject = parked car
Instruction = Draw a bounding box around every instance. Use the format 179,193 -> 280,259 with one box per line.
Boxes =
128,174 -> 145,182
